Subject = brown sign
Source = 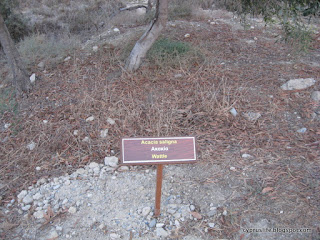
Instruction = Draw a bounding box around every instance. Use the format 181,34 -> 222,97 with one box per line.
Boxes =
121,137 -> 197,165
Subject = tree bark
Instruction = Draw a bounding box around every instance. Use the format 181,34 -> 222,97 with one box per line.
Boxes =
0,13 -> 30,93
125,0 -> 168,71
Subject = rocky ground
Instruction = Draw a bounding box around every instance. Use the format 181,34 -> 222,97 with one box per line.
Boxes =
1,2 -> 320,240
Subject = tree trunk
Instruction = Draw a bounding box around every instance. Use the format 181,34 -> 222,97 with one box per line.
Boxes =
0,13 -> 30,93
125,0 -> 168,71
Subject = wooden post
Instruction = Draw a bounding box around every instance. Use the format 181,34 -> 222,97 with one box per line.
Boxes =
154,164 -> 163,217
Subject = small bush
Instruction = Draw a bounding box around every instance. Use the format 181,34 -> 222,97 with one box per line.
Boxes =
147,38 -> 204,68
18,34 -> 80,68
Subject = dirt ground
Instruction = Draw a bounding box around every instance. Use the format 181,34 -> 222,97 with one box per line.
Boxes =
0,4 -> 320,240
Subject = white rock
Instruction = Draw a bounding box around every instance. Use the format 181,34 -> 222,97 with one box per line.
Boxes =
100,129 -> 109,138
174,73 -> 183,78
156,223 -> 165,228
73,130 -> 79,136
297,128 -> 307,133
33,210 -> 44,219
230,107 -> 238,117
86,116 -> 95,122
77,168 -> 86,175
142,207 -> 151,217
27,142 -> 36,151
208,222 -> 215,228
242,153 -> 252,158
18,190 -> 28,199
230,166 -> 236,171
174,220 -> 180,227
280,78 -> 316,90
30,73 -> 36,84
222,209 -> 227,216
184,33 -> 190,38
110,233 -> 120,239
37,62 -> 45,69
93,46 -> 99,52
68,207 -> 77,214
118,166 -> 129,172
33,192 -> 43,200
64,56 -> 71,62
311,91 -> 320,102
107,118 -> 116,125
189,205 -> 195,211
23,195 -> 33,204
22,205 -> 31,211
56,226 -> 63,232
36,166 -> 41,171
4,123 -> 11,129
82,137 -> 90,142
47,230 -> 59,239
156,228 -> 168,237
89,162 -> 99,169
113,28 -> 120,33
42,120 -> 48,124
104,156 -> 119,167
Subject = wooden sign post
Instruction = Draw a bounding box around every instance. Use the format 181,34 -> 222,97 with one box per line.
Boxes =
121,137 -> 197,217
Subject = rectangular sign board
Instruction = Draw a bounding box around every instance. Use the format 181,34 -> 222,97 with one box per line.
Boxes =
121,137 -> 197,165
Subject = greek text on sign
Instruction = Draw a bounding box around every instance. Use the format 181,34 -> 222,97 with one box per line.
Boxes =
121,137 -> 197,165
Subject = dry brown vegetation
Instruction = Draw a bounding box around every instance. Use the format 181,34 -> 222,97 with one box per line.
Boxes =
0,1 -> 320,239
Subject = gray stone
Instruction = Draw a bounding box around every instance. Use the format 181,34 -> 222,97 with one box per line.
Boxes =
230,107 -> 238,117
156,223 -> 165,228
149,219 -> 157,228
89,162 -> 99,169
104,156 -> 119,167
142,207 -> 151,217
281,78 -> 316,90
207,209 -> 217,217
156,228 -> 169,237
17,190 -> 28,200
107,118 -> 116,125
33,192 -> 43,200
47,230 -> 59,239
118,166 -> 129,172
21,205 -> 31,211
86,116 -> 95,122
27,142 -> 36,151
100,129 -> 109,138
33,210 -> 44,219
110,233 -> 120,239
37,62 -> 45,69
311,91 -> 320,102
23,195 -> 33,205
30,73 -> 36,84
68,206 -> 77,214
208,222 -> 215,228
297,128 -> 307,133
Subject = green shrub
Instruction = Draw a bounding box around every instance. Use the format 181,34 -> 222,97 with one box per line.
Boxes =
147,38 -> 204,68
0,87 -> 18,114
